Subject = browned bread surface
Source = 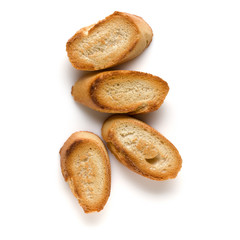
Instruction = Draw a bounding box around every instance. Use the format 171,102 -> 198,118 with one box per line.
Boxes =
72,70 -> 169,114
66,11 -> 153,71
102,115 -> 182,180
60,131 -> 111,213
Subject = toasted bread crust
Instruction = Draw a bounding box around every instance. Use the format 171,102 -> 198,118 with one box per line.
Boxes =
60,131 -> 111,213
72,70 -> 169,114
66,11 -> 153,71
102,115 -> 182,181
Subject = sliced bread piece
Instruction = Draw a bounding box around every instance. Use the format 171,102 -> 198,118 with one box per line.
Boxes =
66,11 -> 153,71
72,70 -> 169,114
102,115 -> 182,181
60,131 -> 111,213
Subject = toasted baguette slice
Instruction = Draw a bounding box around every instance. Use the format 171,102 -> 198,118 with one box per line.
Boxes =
72,70 -> 169,114
102,115 -> 182,180
60,131 -> 111,213
66,11 -> 153,71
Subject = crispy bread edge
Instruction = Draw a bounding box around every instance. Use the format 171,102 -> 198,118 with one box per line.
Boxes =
59,131 -> 111,213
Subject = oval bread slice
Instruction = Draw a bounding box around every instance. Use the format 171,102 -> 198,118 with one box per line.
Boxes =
102,115 -> 182,181
66,11 -> 153,71
60,131 -> 111,213
72,70 -> 169,114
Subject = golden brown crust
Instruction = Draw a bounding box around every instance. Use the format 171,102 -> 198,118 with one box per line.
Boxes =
101,115 -> 182,181
60,131 -> 111,213
66,11 -> 153,71
71,70 -> 169,114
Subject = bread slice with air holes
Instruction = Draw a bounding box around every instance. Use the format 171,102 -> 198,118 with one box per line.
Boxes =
66,11 -> 153,71
102,115 -> 182,181
72,70 -> 169,114
60,131 -> 111,213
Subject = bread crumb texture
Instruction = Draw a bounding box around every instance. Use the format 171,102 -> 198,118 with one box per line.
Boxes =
66,11 -> 153,70
102,115 -> 182,180
60,131 -> 111,213
72,70 -> 169,114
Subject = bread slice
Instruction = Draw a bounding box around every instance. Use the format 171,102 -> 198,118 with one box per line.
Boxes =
60,131 -> 111,213
72,70 -> 169,114
102,115 -> 182,180
66,11 -> 153,71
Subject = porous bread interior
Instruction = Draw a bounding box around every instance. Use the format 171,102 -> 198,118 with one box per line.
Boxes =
66,141 -> 107,209
93,73 -> 168,112
114,122 -> 179,176
73,15 -> 137,69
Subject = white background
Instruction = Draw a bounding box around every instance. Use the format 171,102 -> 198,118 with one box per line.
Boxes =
0,0 -> 240,239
